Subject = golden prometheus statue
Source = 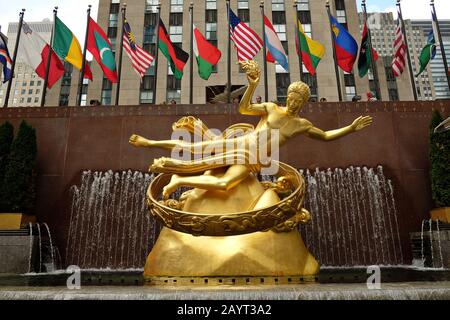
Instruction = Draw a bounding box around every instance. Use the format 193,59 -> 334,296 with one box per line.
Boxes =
130,60 -> 372,284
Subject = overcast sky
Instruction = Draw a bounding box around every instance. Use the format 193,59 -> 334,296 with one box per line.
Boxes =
0,0 -> 449,43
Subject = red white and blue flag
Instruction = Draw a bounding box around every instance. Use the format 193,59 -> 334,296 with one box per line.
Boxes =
123,20 -> 154,79
392,8 -> 407,77
229,9 -> 263,61
264,15 -> 288,71
0,29 -> 13,83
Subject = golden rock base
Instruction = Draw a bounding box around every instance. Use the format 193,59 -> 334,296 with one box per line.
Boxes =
0,213 -> 36,230
144,172 -> 319,280
144,228 -> 319,279
431,207 -> 450,223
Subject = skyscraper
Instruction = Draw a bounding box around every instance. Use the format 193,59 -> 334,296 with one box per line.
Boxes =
0,20 -> 53,107
412,19 -> 450,100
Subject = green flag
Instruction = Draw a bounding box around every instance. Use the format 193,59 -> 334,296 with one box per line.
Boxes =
416,31 -> 436,77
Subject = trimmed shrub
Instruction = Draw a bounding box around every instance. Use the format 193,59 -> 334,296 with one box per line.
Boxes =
429,110 -> 450,208
0,122 -> 14,211
2,121 -> 37,214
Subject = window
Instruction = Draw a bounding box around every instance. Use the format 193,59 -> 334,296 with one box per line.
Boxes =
101,90 -> 112,105
146,0 -> 159,12
140,75 -> 154,104
335,0 -> 347,28
238,0 -> 249,22
170,26 -> 183,44
388,89 -> 399,101
170,0 -> 183,13
297,0 -> 309,11
345,86 -> 356,101
140,91 -> 153,104
206,23 -> 217,41
272,11 -> 286,25
205,10 -> 217,23
276,73 -> 290,103
167,90 -> 181,104
167,75 -> 181,104
169,13 -> 183,26
272,0 -> 285,12
28,89 -> 33,95
59,95 -> 69,106
206,0 -> 216,10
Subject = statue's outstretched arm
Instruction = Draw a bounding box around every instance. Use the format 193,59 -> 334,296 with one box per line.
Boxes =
306,116 -> 373,141
238,61 -> 267,116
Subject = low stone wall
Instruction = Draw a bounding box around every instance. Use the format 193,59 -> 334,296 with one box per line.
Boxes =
0,101 -> 449,266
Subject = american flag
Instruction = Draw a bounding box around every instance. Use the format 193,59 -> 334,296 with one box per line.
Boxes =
392,9 -> 407,77
229,9 -> 263,61
123,20 -> 154,78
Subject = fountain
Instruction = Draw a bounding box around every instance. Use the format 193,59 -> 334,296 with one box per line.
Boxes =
64,166 -> 404,270
65,170 -> 161,269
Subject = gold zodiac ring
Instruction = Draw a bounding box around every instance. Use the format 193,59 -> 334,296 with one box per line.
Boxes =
146,161 -> 308,237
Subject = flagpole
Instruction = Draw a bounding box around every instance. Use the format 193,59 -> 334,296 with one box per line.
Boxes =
4,9 -> 25,108
326,0 -> 343,102
431,0 -> 450,93
41,7 -> 58,107
153,2 -> 161,105
77,5 -> 91,106
294,1 -> 303,83
260,1 -> 269,102
362,0 -> 382,101
397,0 -> 418,101
226,0 -> 231,104
115,3 -> 126,106
189,2 -> 194,104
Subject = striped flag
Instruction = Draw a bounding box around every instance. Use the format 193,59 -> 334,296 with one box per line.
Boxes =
392,8 -> 407,77
123,20 -> 154,79
0,30 -> 13,83
229,9 -> 263,61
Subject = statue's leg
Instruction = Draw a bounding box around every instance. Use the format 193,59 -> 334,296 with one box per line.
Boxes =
163,165 -> 250,198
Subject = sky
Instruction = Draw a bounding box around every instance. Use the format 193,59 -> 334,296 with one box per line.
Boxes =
0,0 -> 449,43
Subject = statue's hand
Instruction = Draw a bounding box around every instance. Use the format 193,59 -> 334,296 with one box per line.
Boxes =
351,116 -> 373,132
239,60 -> 261,85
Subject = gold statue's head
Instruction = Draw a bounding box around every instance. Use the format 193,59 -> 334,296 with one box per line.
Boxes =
286,81 -> 310,115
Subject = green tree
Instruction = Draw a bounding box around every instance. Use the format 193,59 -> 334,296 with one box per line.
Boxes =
429,110 -> 450,208
2,121 -> 37,214
0,122 -> 14,212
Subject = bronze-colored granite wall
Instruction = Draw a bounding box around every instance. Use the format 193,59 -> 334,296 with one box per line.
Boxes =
1,101 -> 448,266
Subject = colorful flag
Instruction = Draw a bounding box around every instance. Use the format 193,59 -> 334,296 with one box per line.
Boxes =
392,8 -> 407,78
264,15 -> 288,71
87,17 -> 117,83
295,19 -> 325,76
18,22 -> 64,89
158,19 -> 189,80
53,16 -> 92,80
229,9 -> 263,61
358,18 -> 379,78
416,31 -> 436,77
329,15 -> 358,73
0,31 -> 13,83
193,24 -> 221,80
123,20 -> 154,79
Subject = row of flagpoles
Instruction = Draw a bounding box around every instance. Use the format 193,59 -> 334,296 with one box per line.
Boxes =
1,0 -> 449,107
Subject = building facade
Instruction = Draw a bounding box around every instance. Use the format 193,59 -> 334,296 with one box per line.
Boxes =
8,1 -> 441,107
360,12 -> 433,101
412,19 -> 450,100
0,20 -> 52,107
62,0 -> 373,106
